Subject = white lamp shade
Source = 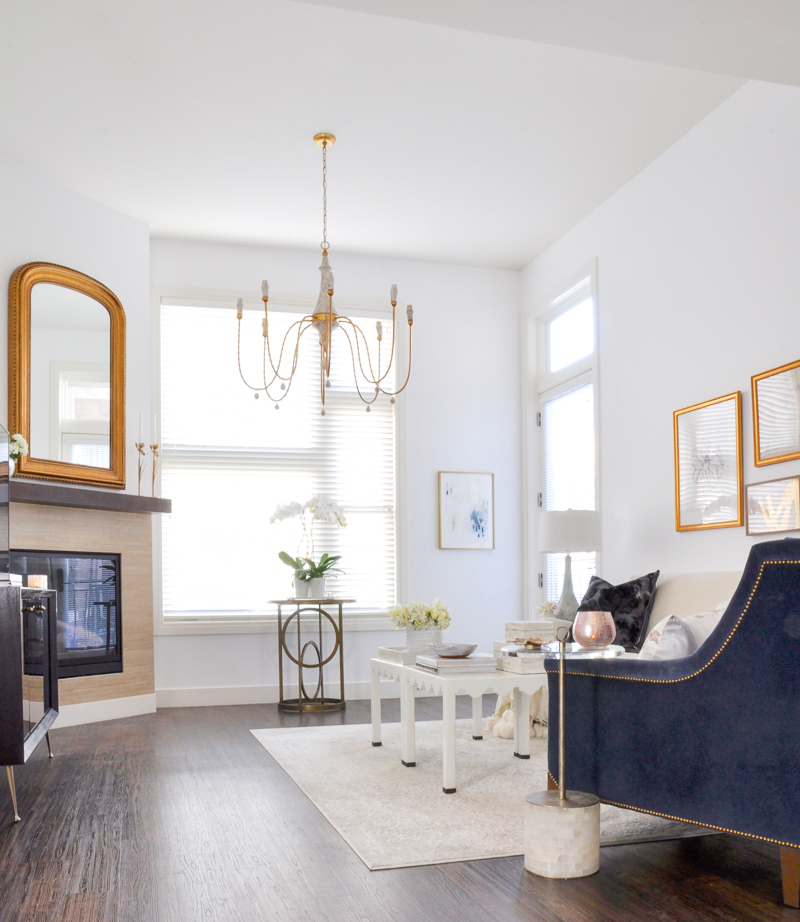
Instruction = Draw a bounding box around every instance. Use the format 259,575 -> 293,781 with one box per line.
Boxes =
538,510 -> 600,553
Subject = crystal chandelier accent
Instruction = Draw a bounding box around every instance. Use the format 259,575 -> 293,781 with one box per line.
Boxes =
236,133 -> 413,415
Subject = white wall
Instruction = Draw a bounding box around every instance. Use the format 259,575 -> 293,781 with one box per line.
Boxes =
523,81 -> 800,585
150,239 -> 522,699
0,152 -> 150,490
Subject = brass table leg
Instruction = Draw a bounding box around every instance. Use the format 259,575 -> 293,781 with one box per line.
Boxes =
5,766 -> 20,822
46,731 -> 54,759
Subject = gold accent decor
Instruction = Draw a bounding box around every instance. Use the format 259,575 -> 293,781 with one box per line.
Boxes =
9,262 -> 126,489
236,134 -> 413,415
150,443 -> 160,498
135,442 -> 146,495
752,358 -> 800,466
673,391 -> 743,532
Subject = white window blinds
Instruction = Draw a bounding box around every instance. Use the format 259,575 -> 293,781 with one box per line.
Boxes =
542,382 -> 596,512
160,303 -> 397,619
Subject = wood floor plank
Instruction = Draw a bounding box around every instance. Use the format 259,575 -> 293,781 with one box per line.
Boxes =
0,700 -> 789,921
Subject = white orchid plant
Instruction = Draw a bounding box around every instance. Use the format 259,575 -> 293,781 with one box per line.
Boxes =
9,433 -> 28,463
388,599 -> 451,632
270,495 -> 347,582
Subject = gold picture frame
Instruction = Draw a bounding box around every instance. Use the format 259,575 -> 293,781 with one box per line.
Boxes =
673,392 -> 743,532
438,471 -> 495,549
9,262 -> 126,489
751,358 -> 800,467
745,475 -> 800,536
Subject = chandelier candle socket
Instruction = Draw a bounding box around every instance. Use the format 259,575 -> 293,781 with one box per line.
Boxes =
236,133 -> 414,414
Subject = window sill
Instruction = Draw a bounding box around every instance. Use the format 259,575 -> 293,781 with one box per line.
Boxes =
154,610 -> 396,636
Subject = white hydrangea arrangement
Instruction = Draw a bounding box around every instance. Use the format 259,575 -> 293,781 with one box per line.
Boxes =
536,601 -> 558,617
388,599 -> 451,631
9,433 -> 28,462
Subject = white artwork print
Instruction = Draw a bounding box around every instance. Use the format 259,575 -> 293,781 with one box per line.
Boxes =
439,472 -> 494,549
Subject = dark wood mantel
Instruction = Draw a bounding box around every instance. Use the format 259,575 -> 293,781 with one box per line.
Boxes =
8,479 -> 171,514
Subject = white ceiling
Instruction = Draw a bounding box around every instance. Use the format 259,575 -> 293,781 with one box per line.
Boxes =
299,1 -> 800,87
0,1 -> 772,268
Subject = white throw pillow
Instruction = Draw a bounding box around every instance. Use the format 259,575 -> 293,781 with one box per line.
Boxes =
638,615 -> 695,661
638,608 -> 725,660
681,609 -> 724,648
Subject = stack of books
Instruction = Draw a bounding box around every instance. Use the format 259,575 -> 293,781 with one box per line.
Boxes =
415,653 -> 496,674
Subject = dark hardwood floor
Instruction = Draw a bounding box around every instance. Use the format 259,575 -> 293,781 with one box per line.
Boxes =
0,700 -> 791,921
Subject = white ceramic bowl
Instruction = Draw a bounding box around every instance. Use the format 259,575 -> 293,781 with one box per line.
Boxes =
428,643 -> 478,658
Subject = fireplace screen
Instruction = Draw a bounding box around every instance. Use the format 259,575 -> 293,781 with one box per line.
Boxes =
11,550 -> 121,678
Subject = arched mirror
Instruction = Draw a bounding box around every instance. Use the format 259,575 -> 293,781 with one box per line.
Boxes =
9,263 -> 125,488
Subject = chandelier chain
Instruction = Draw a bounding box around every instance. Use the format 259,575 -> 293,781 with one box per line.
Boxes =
321,142 -> 328,252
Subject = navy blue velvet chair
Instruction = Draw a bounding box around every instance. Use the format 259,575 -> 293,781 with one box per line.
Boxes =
546,537 -> 800,907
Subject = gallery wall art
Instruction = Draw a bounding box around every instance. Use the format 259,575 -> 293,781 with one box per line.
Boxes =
673,392 -> 743,532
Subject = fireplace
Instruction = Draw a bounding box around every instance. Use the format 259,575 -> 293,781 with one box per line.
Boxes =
11,550 -> 122,678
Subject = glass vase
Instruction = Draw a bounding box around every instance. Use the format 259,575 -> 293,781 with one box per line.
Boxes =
405,628 -> 442,654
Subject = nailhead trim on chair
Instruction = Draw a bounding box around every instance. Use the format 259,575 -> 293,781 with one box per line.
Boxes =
559,560 -> 798,685
545,770 -> 800,849
549,561 -> 800,849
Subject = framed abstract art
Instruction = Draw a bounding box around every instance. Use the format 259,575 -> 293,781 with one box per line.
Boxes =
438,471 -> 494,549
673,392 -> 743,532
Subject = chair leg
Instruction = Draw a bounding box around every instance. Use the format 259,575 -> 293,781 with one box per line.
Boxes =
5,766 -> 20,822
781,847 -> 800,908
46,731 -> 54,759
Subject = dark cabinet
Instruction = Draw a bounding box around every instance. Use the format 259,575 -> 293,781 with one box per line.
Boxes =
0,585 -> 58,821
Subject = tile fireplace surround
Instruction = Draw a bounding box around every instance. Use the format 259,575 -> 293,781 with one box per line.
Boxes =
9,480 -> 170,727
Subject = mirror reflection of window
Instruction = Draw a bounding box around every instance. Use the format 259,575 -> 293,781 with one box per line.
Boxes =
30,283 -> 111,468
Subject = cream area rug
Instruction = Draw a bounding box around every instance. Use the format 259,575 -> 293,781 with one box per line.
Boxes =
251,720 -> 714,870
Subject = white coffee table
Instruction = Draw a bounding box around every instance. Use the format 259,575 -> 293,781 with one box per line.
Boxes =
401,665 -> 548,794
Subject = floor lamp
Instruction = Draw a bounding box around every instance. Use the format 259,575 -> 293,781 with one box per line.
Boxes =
538,510 -> 600,623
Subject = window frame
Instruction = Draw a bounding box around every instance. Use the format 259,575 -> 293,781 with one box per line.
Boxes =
521,261 -> 601,618
149,286 -> 406,636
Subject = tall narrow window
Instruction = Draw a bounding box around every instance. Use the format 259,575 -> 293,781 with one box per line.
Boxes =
534,274 -> 599,603
159,302 -> 397,621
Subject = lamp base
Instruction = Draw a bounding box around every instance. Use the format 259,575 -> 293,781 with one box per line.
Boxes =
524,790 -> 600,878
554,552 -> 579,623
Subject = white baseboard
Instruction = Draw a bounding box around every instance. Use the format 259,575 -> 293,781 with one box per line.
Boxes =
156,679 -> 407,709
52,693 -> 157,728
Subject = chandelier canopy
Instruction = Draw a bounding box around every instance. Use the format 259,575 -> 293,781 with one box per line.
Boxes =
236,133 -> 413,415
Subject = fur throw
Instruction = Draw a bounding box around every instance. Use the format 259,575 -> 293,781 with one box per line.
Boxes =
484,688 -> 548,740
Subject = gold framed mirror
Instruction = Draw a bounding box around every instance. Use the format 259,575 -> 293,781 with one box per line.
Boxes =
752,359 -> 800,467
9,262 -> 125,488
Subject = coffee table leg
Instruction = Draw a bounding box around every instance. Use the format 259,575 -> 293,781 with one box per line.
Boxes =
442,690 -> 457,793
370,666 -> 382,746
401,673 -> 416,767
514,688 -> 531,759
472,694 -> 483,740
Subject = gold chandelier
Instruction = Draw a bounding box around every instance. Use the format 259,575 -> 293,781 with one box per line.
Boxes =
236,132 -> 414,416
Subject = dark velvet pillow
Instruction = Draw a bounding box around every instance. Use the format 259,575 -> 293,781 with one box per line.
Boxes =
577,571 -> 660,651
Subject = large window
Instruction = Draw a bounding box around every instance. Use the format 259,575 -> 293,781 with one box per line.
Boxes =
533,275 -> 599,604
159,302 -> 397,622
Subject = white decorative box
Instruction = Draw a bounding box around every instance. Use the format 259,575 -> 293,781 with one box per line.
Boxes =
377,646 -> 417,665
496,653 -> 547,675
504,621 -> 556,643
